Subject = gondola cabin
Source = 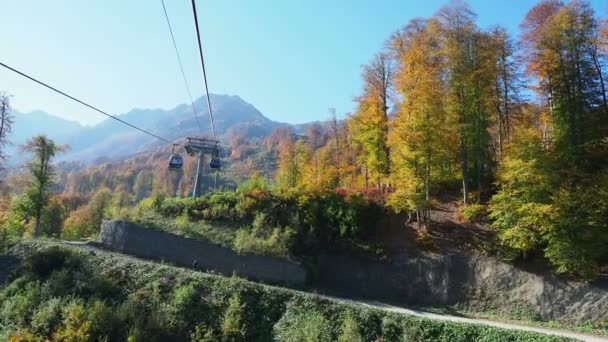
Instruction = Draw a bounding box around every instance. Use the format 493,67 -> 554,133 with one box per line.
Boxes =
209,157 -> 221,169
168,154 -> 184,170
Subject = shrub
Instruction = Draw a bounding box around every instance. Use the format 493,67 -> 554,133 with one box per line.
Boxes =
207,192 -> 239,221
7,329 -> 38,342
221,293 -> 246,341
191,324 -> 216,342
52,298 -> 92,341
87,299 -> 118,340
151,192 -> 166,212
171,282 -> 213,330
273,306 -> 332,342
30,297 -> 64,337
506,303 -> 541,322
61,206 -> 92,240
237,174 -> 270,193
380,315 -> 403,341
233,227 -> 293,258
26,247 -> 74,278
175,210 -> 191,233
337,312 -> 363,342
0,282 -> 43,328
460,203 -> 487,223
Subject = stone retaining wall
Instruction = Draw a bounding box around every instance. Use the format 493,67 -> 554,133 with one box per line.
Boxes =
99,220 -> 306,286
314,253 -> 608,323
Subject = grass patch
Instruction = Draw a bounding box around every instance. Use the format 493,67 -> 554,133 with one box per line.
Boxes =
423,305 -> 608,337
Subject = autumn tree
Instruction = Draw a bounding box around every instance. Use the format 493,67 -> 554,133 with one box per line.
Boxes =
486,26 -> 523,158
276,132 -> 310,190
388,18 -> 456,221
349,53 -> 394,189
434,1 -> 498,204
22,135 -> 66,237
489,128 -> 557,255
302,143 -> 339,191
488,0 -> 608,277
521,0 -> 608,164
327,110 -> 360,188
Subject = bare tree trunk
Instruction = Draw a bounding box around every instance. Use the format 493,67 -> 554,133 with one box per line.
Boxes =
34,209 -> 41,237
331,113 -> 341,186
476,109 -> 482,204
459,88 -> 469,205
592,50 -> 608,113
501,44 -> 511,142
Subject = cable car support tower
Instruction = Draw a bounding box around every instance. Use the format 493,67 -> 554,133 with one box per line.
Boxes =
184,137 -> 219,196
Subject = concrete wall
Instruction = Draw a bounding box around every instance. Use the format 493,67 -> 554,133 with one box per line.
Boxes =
99,220 -> 306,286
314,253 -> 608,324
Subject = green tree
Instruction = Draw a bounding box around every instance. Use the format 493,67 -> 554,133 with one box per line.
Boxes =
22,135 -> 66,237
545,173 -> 608,278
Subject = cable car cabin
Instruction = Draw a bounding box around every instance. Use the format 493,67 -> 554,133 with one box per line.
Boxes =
168,154 -> 184,170
209,158 -> 221,169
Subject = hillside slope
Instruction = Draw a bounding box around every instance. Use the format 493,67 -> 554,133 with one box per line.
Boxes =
0,240 -> 576,341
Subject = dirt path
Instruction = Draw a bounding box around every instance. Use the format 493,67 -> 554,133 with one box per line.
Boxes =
317,295 -> 608,342
59,241 -> 607,342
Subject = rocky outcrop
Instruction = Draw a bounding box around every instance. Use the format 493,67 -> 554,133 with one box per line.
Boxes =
99,220 -> 306,286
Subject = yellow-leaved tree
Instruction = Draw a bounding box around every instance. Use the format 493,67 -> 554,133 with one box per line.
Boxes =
348,53 -> 393,190
388,18 -> 457,222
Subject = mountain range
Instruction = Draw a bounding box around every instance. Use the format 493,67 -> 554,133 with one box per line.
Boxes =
9,94 -> 296,164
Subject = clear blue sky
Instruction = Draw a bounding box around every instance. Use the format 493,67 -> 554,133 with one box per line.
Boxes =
2,0 -> 606,126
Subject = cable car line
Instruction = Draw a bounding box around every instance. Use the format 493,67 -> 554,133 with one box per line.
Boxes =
190,0 -> 216,140
160,0 -> 203,134
0,61 -> 175,144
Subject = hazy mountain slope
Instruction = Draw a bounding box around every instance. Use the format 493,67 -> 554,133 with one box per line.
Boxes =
8,94 -> 289,164
12,110 -> 83,144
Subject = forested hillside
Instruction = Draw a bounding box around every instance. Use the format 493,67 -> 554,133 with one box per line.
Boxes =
1,0 -> 608,340
1,0 -> 608,288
